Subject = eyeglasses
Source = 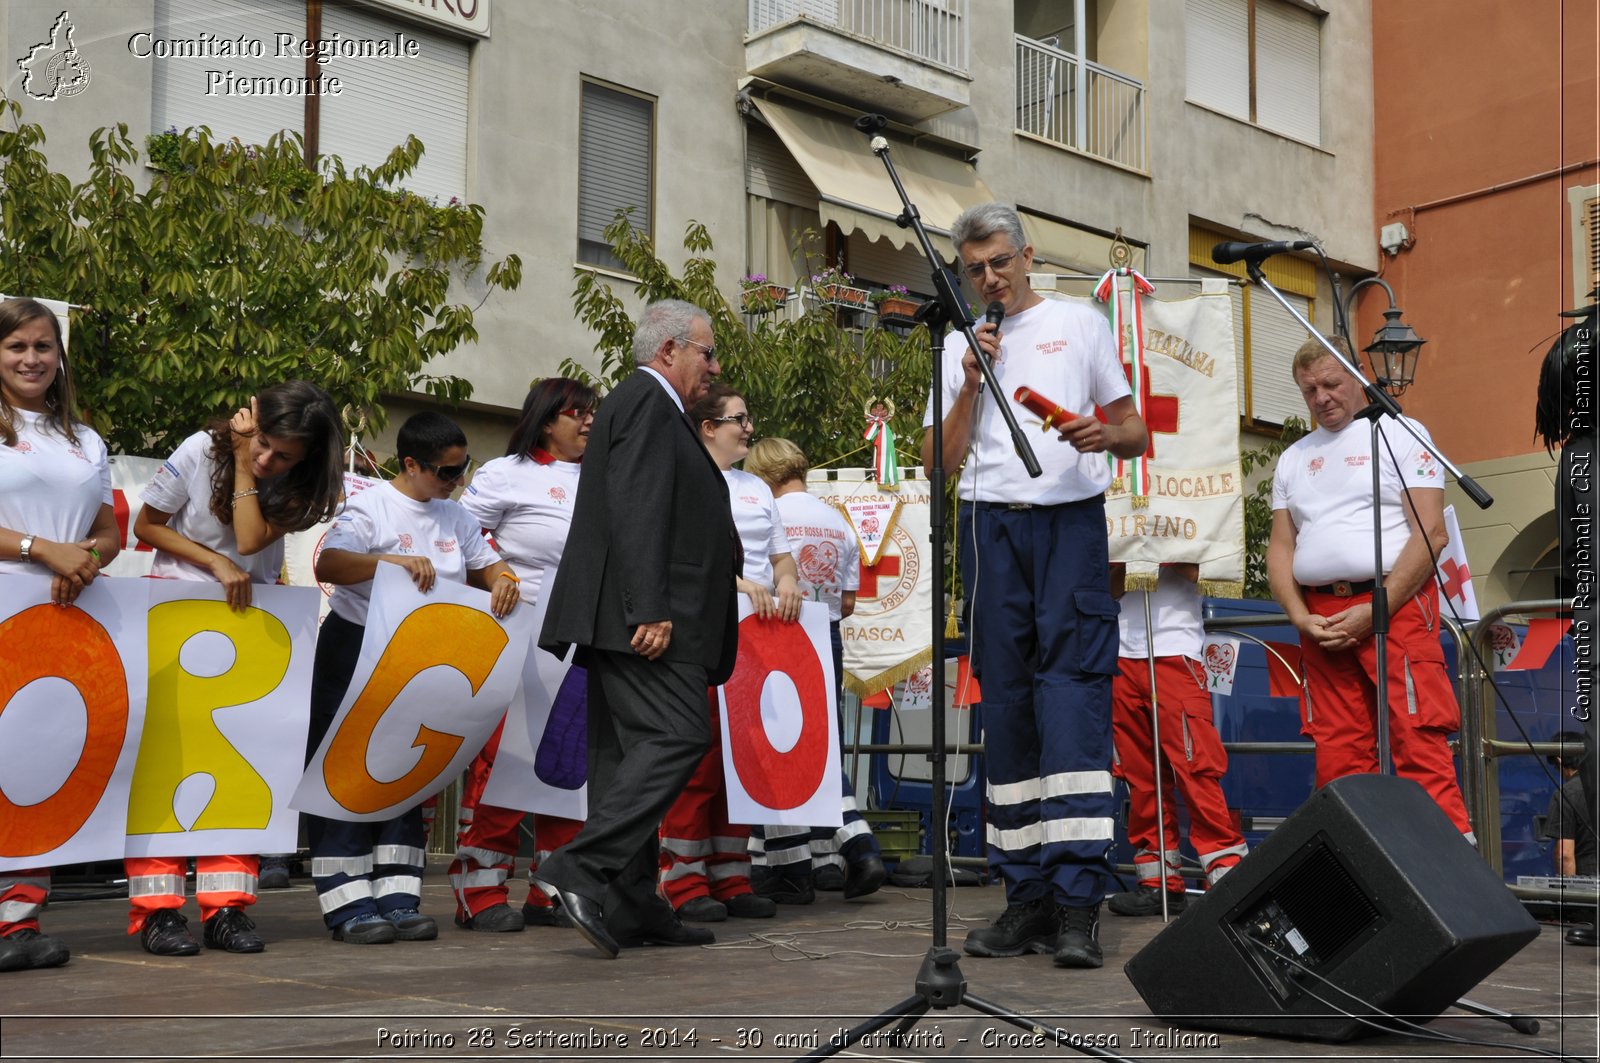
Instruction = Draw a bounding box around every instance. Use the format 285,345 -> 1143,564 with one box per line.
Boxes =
961,252 -> 1020,280
419,456 -> 474,482
679,336 -> 717,361
558,406 -> 596,420
711,412 -> 753,429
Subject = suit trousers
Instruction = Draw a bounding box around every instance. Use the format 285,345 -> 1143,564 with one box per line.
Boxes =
536,648 -> 712,914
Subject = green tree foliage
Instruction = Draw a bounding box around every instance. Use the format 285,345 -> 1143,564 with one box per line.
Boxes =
0,101 -> 521,456
566,216 -> 931,468
1240,415 -> 1309,598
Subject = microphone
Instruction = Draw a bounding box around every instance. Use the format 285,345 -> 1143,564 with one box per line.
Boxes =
1013,386 -> 1076,432
1210,240 -> 1316,265
984,301 -> 1005,331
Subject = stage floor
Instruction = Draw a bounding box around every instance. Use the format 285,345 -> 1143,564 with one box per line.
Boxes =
3,860 -> 1595,1062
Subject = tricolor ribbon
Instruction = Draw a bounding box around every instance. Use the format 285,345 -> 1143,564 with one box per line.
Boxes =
1094,267 -> 1155,506
863,414 -> 900,487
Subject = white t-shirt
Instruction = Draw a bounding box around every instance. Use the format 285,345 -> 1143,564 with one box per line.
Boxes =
1118,567 -> 1206,660
142,431 -> 284,584
320,480 -> 502,625
776,490 -> 861,623
0,411 -> 112,578
461,452 -> 580,604
725,468 -> 789,588
1271,414 -> 1444,586
923,297 -> 1130,504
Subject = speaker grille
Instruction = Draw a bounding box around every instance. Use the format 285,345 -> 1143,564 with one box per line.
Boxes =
1273,838 -> 1382,960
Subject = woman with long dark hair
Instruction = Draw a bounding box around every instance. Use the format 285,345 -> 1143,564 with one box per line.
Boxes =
448,378 -> 596,933
127,380 -> 344,956
0,297 -> 121,974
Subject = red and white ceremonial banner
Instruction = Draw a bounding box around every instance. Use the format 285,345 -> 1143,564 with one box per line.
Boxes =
293,563 -> 535,822
1043,283 -> 1244,595
810,470 -> 933,696
842,495 -> 900,567
719,600 -> 842,827
1435,504 -> 1480,623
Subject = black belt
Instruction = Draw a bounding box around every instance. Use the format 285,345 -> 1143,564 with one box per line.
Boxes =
1303,579 -> 1377,598
970,496 -> 1102,512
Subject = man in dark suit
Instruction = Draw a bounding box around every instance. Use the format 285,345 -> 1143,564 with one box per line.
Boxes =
536,299 -> 741,957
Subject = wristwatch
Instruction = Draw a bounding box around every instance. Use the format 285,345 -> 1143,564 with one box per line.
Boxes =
18,534 -> 35,563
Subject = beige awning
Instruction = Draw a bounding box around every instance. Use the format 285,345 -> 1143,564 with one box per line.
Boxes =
750,97 -> 995,252
1021,212 -> 1147,275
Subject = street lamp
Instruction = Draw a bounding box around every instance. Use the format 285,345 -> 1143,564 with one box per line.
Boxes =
1342,277 -> 1425,396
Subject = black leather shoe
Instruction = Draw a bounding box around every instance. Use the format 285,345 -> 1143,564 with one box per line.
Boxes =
812,864 -> 846,891
385,908 -> 438,941
534,879 -> 618,959
844,854 -> 888,899
456,903 -> 524,933
0,933 -> 27,972
723,892 -> 776,919
617,915 -> 716,948
675,895 -> 728,922
203,907 -> 265,953
521,900 -> 573,928
1566,925 -> 1598,946
140,909 -> 200,957
1053,904 -> 1104,969
4,929 -> 69,969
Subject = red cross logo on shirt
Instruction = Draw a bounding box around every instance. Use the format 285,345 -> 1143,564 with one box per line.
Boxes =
858,555 -> 901,598
1096,363 -> 1179,459
1439,557 -> 1471,603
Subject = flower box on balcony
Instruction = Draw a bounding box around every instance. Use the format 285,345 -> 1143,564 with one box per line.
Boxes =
741,284 -> 791,314
874,296 -> 922,323
813,283 -> 870,308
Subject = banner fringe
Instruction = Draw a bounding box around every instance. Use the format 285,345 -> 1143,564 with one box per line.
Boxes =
843,648 -> 935,699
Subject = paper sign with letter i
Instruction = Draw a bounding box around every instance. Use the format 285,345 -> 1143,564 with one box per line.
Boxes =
292,562 -> 534,822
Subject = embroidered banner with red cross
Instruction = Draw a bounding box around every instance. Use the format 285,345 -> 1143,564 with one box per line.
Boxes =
1043,282 -> 1244,594
1434,504 -> 1480,622
809,470 -> 933,697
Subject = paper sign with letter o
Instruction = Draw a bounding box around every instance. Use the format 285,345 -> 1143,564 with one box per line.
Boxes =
0,577 -> 147,871
719,600 -> 841,827
292,563 -> 534,822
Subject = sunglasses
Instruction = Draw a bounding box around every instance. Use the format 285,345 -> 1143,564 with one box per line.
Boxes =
558,406 -> 597,419
961,252 -> 1019,280
419,456 -> 473,482
679,336 -> 717,361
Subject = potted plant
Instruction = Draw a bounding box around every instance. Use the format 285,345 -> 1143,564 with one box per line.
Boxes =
869,284 -> 920,322
809,265 -> 869,308
740,273 -> 790,314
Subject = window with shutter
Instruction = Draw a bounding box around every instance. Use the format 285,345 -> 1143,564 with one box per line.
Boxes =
151,0 -> 305,147
1185,0 -> 1322,146
577,79 -> 655,274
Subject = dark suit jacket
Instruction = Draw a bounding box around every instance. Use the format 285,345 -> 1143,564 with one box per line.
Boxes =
540,368 -> 740,684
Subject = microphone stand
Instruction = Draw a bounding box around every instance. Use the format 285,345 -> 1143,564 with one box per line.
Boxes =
1244,259 -> 1491,772
793,115 -> 1131,1063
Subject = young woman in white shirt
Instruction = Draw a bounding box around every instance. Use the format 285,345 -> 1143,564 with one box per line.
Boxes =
659,384 -> 802,922
309,411 -> 518,945
0,297 -> 121,974
127,380 -> 343,957
743,436 -> 885,903
449,377 -> 595,933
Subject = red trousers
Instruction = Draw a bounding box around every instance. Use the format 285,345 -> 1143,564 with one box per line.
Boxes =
0,869 -> 50,935
1298,582 -> 1473,836
659,691 -> 750,906
125,855 -> 257,932
449,717 -> 583,918
1112,656 -> 1247,890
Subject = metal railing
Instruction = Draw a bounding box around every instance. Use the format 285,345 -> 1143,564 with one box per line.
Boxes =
748,0 -> 970,74
1014,35 -> 1146,172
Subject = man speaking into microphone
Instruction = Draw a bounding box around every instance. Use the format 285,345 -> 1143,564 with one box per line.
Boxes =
921,203 -> 1146,970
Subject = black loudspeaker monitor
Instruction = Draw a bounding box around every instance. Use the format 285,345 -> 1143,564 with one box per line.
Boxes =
1124,774 -> 1539,1042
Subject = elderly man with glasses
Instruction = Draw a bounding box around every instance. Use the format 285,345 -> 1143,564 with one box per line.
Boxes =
922,202 -> 1147,970
536,299 -> 744,957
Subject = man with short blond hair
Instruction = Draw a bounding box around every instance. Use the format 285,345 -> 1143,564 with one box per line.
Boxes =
1267,338 -> 1472,838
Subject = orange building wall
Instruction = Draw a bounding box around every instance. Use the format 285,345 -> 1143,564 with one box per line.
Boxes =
1367,0 -> 1598,465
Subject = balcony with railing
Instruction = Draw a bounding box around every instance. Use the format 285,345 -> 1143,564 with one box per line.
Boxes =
1015,34 -> 1146,173
746,0 -> 971,121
